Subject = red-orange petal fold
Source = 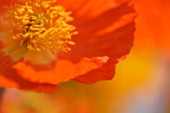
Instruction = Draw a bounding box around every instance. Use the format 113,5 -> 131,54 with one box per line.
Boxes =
74,58 -> 117,83
13,56 -> 109,84
61,2 -> 136,59
64,2 -> 136,83
0,51 -> 58,92
57,0 -> 115,23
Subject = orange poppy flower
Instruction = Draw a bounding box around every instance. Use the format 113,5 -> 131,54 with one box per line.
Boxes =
0,0 -> 136,92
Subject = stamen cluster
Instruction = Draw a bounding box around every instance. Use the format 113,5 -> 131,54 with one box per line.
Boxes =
5,0 -> 76,53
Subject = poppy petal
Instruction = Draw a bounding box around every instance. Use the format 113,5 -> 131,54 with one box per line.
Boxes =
0,52 -> 58,92
13,56 -> 109,84
65,2 -> 136,58
67,3 -> 136,83
0,74 -> 59,92
0,0 -> 13,15
74,58 -> 117,83
57,0 -> 115,23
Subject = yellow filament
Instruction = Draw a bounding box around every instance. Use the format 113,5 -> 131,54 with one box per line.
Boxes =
1,0 -> 77,64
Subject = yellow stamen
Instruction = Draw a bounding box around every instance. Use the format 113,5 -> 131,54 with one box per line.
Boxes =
1,0 -> 77,64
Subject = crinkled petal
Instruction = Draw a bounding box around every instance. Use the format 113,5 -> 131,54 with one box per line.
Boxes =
65,2 -> 136,58
0,74 -> 59,92
13,56 -> 109,84
63,2 -> 136,83
0,52 -> 58,92
74,58 -> 117,83
57,0 -> 115,23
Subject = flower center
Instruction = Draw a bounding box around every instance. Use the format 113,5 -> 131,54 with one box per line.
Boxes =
0,0 -> 77,64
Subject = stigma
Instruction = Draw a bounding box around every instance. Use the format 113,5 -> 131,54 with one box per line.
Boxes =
0,0 -> 77,65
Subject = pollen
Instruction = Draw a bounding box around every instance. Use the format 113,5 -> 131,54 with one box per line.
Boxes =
0,0 -> 77,64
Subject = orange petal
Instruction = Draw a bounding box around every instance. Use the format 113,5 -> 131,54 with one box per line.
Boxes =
0,52 -> 58,92
0,0 -> 13,15
13,56 -> 109,84
74,58 -> 117,83
64,2 -> 136,59
0,74 -> 59,92
64,2 -> 136,83
58,0 -> 115,23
